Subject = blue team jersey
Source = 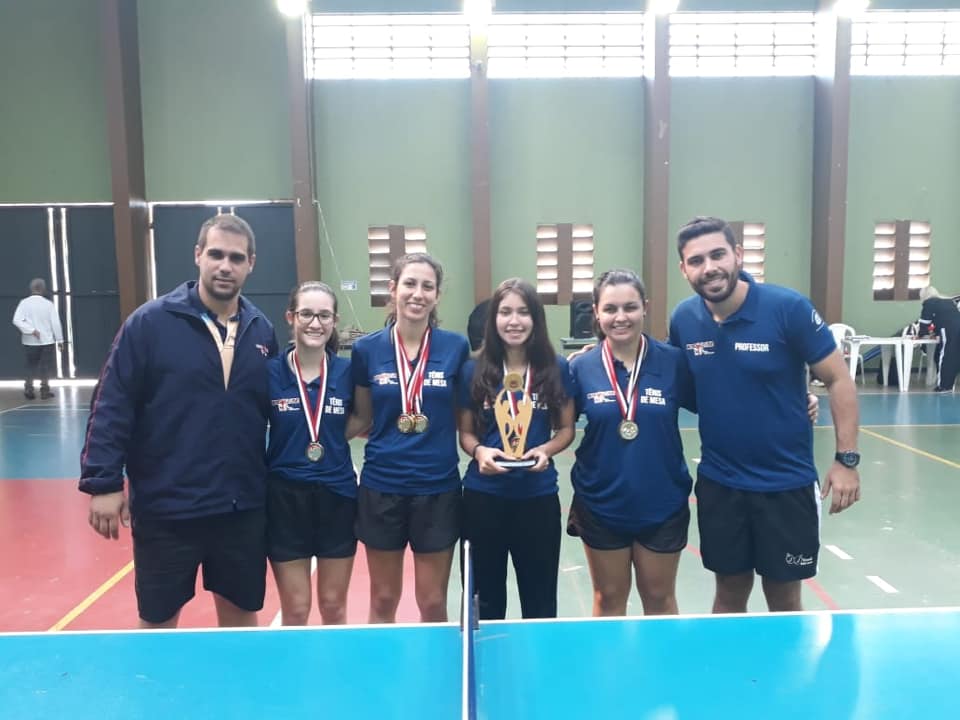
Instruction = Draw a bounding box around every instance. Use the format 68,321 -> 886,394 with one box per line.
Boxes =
570,337 -> 694,533
265,348 -> 357,498
458,355 -> 575,499
351,325 -> 470,495
668,271 -> 836,492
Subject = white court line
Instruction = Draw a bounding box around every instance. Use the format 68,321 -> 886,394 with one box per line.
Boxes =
0,404 -> 32,415
824,545 -> 853,560
9,407 -> 88,412
561,565 -> 583,573
866,575 -> 899,594
270,556 -> 318,627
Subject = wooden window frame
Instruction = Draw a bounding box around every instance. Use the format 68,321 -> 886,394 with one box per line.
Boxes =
872,220 -> 931,302
368,224 -> 427,307
536,223 -> 594,306
729,221 -> 766,283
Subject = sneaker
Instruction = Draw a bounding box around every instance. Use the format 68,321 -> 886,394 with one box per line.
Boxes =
40,390 -> 54,400
24,390 -> 36,400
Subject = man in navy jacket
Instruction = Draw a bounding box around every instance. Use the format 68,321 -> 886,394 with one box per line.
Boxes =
80,214 -> 278,628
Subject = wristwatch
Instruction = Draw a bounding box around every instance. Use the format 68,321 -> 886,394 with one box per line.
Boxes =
834,451 -> 861,469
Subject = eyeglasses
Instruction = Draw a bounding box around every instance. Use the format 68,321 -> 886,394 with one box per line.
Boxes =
295,310 -> 336,324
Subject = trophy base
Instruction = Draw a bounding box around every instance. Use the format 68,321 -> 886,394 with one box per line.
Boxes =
495,459 -> 537,469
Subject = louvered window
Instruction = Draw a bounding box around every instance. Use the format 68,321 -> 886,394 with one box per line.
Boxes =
536,223 -> 594,305
368,225 -> 427,307
872,220 -> 931,301
310,14 -> 470,79
487,13 -> 643,78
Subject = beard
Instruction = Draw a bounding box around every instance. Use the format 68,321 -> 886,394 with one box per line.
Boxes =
203,275 -> 240,302
694,268 -> 739,304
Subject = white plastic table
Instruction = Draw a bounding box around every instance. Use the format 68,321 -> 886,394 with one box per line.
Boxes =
846,336 -> 903,390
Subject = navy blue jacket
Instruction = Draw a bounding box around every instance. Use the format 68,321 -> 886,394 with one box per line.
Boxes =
79,282 -> 278,520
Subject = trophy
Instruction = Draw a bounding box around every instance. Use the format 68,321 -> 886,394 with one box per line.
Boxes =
492,373 -> 536,468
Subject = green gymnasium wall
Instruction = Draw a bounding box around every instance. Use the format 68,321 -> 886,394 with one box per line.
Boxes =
138,0 -> 292,200
489,79 -> 644,344
1,0 -> 959,343
0,0 -> 110,202
312,81 -> 473,336
844,76 -> 960,336
668,77 -> 815,316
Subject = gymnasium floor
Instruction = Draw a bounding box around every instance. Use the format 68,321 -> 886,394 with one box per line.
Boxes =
0,382 -> 957,631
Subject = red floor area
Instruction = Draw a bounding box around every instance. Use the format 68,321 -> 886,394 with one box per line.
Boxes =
1,480 -> 425,632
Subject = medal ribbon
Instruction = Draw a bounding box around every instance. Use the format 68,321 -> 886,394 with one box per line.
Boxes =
601,335 -> 647,424
502,362 -> 532,421
393,324 -> 432,416
292,350 -> 328,445
201,314 -> 239,389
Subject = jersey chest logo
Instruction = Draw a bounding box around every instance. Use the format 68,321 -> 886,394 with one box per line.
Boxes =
587,390 -> 616,404
272,397 -> 300,412
686,340 -> 715,357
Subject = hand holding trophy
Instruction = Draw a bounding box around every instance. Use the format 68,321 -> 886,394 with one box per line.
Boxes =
492,372 -> 537,469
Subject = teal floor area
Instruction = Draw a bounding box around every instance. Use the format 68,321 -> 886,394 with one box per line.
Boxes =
2,385 -> 957,621
437,389 -> 960,618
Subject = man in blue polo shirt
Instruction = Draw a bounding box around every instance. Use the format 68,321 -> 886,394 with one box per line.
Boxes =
79,214 -> 278,628
669,216 -> 860,613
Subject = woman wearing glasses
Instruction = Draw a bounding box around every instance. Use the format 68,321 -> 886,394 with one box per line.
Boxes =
265,281 -> 367,625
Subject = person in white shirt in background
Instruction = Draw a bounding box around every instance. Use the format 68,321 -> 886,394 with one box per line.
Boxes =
12,278 -> 63,400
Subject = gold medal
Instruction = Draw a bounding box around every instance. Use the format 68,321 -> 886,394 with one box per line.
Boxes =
618,420 -> 639,441
397,413 -> 415,434
306,441 -> 325,462
504,373 -> 524,392
413,413 -> 429,434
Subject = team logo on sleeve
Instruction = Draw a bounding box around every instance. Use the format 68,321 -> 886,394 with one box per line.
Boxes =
811,309 -> 825,329
686,340 -> 715,356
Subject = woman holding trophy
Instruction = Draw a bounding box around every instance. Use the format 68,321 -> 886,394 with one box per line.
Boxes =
568,269 -> 694,617
351,253 -> 470,623
458,278 -> 576,620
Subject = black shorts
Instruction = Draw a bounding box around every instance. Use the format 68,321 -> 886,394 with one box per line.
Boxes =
695,474 -> 820,581
131,509 -> 267,624
356,486 -> 461,554
566,494 -> 689,553
266,476 -> 357,561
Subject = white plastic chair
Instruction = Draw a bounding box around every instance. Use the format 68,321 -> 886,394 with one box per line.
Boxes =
829,323 -> 865,384
902,322 -> 930,380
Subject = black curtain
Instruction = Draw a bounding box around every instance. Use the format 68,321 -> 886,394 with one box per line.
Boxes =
0,208 -> 54,380
66,207 -> 120,377
152,205 -> 217,295
152,203 -> 294,346
234,204 -> 296,344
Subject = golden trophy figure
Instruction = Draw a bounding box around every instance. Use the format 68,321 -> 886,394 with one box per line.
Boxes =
492,372 -> 536,468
